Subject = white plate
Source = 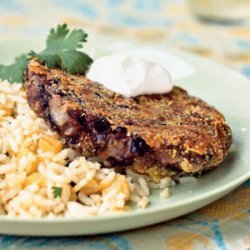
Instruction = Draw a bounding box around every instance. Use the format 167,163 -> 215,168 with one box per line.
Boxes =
0,39 -> 249,236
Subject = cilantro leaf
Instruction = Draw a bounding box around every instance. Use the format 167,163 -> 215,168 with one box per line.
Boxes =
0,55 -> 28,83
0,24 -> 93,83
52,186 -> 62,198
29,24 -> 93,74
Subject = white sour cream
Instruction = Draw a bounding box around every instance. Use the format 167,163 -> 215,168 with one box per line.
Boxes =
87,55 -> 173,97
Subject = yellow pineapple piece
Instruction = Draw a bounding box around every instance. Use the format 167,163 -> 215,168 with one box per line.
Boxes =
0,104 -> 12,116
80,179 -> 101,195
38,134 -> 62,154
26,172 -> 45,187
26,154 -> 40,174
23,139 -> 38,153
69,187 -> 77,201
18,147 -> 40,174
17,147 -> 41,174
102,174 -> 130,200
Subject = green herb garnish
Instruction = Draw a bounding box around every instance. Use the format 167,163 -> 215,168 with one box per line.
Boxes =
0,55 -> 28,83
0,24 -> 93,83
29,24 -> 93,75
52,186 -> 62,198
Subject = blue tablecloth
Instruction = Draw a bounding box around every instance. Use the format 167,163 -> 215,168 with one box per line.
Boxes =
0,1 -> 249,249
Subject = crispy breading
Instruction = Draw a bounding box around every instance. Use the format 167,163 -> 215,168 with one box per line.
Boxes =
25,60 -> 232,179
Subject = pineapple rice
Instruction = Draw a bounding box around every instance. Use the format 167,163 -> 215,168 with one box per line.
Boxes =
0,81 -> 174,218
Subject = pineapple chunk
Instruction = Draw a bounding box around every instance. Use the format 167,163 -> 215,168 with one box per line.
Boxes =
80,179 -> 101,195
69,187 -> 77,201
39,134 -> 62,154
26,154 -> 40,174
18,148 -> 40,174
23,139 -> 38,153
102,174 -> 130,200
26,173 -> 45,187
0,104 -> 12,116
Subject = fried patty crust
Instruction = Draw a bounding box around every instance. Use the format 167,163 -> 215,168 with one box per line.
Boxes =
25,60 -> 232,180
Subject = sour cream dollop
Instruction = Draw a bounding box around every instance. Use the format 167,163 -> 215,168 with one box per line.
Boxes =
87,55 -> 173,97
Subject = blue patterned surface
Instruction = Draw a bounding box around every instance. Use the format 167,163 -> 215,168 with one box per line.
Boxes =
0,1 -> 249,249
0,235 -> 131,250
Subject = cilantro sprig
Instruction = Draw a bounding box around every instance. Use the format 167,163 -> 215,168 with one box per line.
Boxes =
0,55 -> 28,83
52,186 -> 62,198
29,24 -> 93,74
0,24 -> 93,83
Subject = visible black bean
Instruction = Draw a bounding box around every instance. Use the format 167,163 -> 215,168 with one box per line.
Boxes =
114,126 -> 127,135
94,92 -> 101,98
91,117 -> 110,133
79,114 -> 87,126
52,78 -> 60,84
108,157 -> 134,166
68,136 -> 80,144
125,119 -> 134,125
130,137 -> 149,156
165,164 -> 181,173
133,97 -> 140,104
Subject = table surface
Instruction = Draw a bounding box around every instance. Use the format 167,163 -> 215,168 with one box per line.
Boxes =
0,0 -> 250,249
